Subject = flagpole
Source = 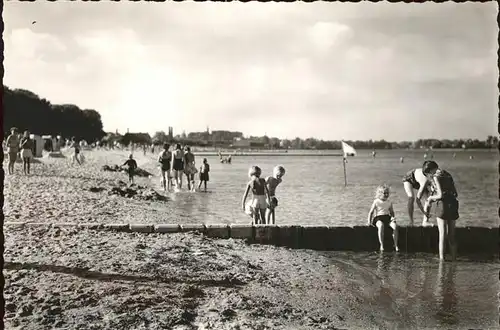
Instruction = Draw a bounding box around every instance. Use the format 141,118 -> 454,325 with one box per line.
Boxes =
343,156 -> 347,187
341,141 -> 347,187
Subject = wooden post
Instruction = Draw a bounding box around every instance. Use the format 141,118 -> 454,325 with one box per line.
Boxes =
343,157 -> 347,187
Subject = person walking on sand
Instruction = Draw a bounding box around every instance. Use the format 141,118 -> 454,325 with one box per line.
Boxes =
367,184 -> 399,252
197,158 -> 210,192
402,161 -> 435,227
184,146 -> 198,191
122,154 -> 138,185
171,143 -> 185,190
158,143 -> 172,192
19,131 -> 34,175
242,166 -> 271,225
71,138 -> 81,165
5,127 -> 20,175
265,165 -> 286,224
422,161 -> 459,261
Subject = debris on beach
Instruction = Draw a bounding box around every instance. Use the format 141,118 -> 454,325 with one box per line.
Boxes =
102,164 -> 153,177
108,181 -> 168,202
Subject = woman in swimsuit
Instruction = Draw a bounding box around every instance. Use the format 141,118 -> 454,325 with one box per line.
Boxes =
183,146 -> 198,191
423,161 -> 459,261
171,143 -> 185,190
19,131 -> 34,175
402,160 -> 434,227
158,143 -> 172,192
242,166 -> 271,225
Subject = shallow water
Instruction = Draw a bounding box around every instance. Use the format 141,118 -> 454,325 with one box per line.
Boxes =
316,252 -> 499,329
140,149 -> 498,227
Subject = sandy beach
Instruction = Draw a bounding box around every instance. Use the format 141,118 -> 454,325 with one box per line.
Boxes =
2,149 -> 372,330
3,149 -> 499,329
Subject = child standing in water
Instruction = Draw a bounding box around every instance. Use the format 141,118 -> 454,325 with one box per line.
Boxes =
198,158 -> 210,192
158,143 -> 172,192
122,154 -> 138,185
367,184 -> 399,252
242,166 -> 271,225
265,165 -> 286,224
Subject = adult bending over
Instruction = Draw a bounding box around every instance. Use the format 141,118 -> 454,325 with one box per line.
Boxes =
171,143 -> 184,190
422,161 -> 459,261
402,160 -> 434,227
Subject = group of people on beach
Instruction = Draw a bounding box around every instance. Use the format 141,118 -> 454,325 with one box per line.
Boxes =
156,143 -> 210,193
368,160 -> 459,260
5,127 -> 35,175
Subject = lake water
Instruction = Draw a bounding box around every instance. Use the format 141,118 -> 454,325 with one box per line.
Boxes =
141,149 -> 498,227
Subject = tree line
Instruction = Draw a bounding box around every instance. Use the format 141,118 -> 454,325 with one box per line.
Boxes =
150,130 -> 498,150
3,86 -> 105,143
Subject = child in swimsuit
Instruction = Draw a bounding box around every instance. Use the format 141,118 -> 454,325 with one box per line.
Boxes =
242,166 -> 271,225
367,184 -> 399,252
122,154 -> 138,184
158,143 -> 172,192
265,165 -> 286,224
198,158 -> 210,192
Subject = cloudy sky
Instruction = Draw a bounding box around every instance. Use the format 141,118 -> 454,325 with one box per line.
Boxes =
4,2 -> 498,141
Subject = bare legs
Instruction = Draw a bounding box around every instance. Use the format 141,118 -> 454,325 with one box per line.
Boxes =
436,217 -> 457,261
197,180 -> 207,192
403,182 -> 415,226
376,221 -> 399,252
22,158 -> 30,175
266,208 -> 276,224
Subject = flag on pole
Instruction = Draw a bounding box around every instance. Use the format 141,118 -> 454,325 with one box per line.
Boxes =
341,141 -> 357,157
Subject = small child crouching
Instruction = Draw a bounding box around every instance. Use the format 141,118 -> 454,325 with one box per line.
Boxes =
367,184 -> 399,252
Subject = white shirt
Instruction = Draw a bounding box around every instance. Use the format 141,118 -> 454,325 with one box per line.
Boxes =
373,198 -> 392,216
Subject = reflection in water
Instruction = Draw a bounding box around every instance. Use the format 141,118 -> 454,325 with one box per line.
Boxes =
434,261 -> 458,326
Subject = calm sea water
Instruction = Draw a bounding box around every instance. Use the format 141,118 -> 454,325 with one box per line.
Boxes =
142,149 -> 498,227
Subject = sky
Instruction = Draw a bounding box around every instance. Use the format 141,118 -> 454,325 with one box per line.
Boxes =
3,2 -> 498,141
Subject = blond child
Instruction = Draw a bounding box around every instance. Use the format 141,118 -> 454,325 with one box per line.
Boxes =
242,166 -> 271,225
367,184 -> 399,252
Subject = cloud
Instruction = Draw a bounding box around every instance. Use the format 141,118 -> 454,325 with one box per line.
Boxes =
3,2 -> 498,140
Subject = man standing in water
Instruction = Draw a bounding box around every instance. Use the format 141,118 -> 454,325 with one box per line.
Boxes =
402,161 -> 435,227
5,127 -> 20,175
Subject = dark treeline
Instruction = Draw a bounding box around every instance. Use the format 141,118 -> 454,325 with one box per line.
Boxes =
3,86 -> 105,142
148,130 -> 499,150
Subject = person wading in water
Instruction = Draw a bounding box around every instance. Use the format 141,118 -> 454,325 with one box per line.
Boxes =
171,143 -> 185,190
183,146 -> 197,191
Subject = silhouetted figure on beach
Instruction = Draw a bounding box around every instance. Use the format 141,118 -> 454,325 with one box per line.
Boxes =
71,138 -> 81,165
122,154 -> 138,184
5,127 -> 20,175
19,131 -> 34,175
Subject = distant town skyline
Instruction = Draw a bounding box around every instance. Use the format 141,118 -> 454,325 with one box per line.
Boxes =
4,2 -> 498,141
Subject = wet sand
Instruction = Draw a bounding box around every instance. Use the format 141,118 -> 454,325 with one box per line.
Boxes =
3,149 -> 499,329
